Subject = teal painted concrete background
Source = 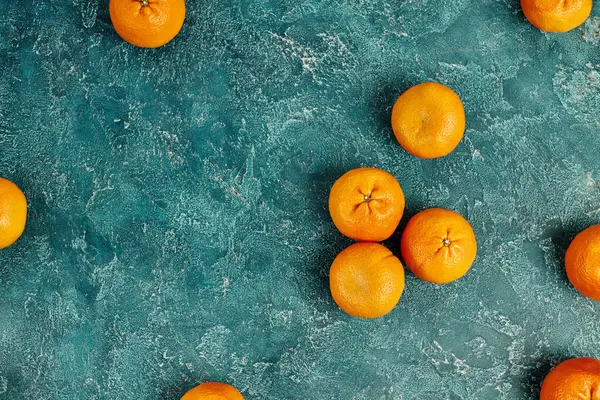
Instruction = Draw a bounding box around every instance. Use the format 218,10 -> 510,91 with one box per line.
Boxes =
1,0 -> 600,398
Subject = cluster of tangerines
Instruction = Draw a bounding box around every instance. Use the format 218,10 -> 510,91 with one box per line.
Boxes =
1,0 -> 599,398
327,82 -> 478,322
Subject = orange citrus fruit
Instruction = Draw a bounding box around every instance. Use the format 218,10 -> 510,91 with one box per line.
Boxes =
521,0 -> 592,32
329,242 -> 405,318
391,82 -> 466,159
400,208 -> 477,284
0,177 -> 27,249
181,382 -> 244,400
540,357 -> 600,400
328,168 -> 405,242
565,224 -> 600,301
110,0 -> 186,48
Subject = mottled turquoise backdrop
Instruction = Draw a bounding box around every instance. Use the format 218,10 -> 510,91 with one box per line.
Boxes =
1,0 -> 600,398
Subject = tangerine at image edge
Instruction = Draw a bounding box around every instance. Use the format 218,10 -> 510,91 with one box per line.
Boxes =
0,177 -> 27,249
540,357 -> 600,400
110,0 -> 186,48
521,0 -> 592,33
181,382 -> 244,400
565,224 -> 600,301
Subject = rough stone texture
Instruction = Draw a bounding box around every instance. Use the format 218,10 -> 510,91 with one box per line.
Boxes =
1,0 -> 599,399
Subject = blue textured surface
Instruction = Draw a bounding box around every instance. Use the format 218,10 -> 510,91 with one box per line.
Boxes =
1,0 -> 600,399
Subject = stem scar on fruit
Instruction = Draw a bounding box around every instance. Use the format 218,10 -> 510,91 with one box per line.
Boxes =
140,0 -> 149,6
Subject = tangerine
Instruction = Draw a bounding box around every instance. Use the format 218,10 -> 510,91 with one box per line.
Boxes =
110,0 -> 186,48
521,0 -> 592,32
330,242 -> 405,318
400,208 -> 476,284
0,177 -> 27,250
391,82 -> 466,159
181,382 -> 244,400
565,224 -> 600,301
328,168 -> 405,242
540,357 -> 600,400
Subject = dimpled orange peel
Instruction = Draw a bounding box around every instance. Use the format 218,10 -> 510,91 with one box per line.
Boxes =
328,167 -> 405,242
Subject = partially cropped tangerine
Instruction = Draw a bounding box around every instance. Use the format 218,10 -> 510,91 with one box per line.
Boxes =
0,177 -> 27,250
400,208 -> 477,284
328,168 -> 405,242
521,0 -> 592,33
540,357 -> 600,400
330,242 -> 405,318
181,382 -> 244,400
391,82 -> 466,159
565,224 -> 600,301
110,0 -> 186,48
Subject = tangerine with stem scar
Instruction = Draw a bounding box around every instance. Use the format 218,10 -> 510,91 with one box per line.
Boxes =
329,167 -> 405,242
110,0 -> 186,48
401,208 -> 477,284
